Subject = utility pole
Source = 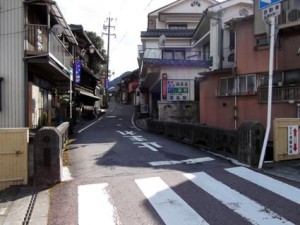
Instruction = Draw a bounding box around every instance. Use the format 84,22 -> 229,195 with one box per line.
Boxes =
258,2 -> 281,169
102,16 -> 116,108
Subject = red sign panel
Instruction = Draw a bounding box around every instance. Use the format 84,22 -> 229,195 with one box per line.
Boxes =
162,73 -> 167,100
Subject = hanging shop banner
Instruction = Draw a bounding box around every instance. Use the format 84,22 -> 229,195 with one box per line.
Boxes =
74,60 -> 82,84
162,73 -> 168,100
288,125 -> 299,155
167,79 -> 190,101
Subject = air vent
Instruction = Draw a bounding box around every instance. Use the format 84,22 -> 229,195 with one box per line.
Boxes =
287,9 -> 300,22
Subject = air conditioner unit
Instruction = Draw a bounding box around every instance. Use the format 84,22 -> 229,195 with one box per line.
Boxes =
287,9 -> 300,23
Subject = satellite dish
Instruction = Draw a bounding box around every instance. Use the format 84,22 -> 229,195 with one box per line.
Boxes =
158,34 -> 166,48
51,24 -> 64,36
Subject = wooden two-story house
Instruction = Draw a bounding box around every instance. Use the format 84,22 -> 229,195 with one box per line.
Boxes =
0,0 -> 77,129
138,0 -> 217,123
70,24 -> 105,121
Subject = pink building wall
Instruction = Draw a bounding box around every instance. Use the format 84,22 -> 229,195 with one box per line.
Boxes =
199,16 -> 298,139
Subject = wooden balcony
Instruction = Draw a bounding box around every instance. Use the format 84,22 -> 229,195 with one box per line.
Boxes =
258,85 -> 300,103
25,24 -> 73,69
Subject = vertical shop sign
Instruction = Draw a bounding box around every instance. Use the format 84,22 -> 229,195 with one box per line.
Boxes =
162,73 -> 167,100
74,60 -> 82,84
288,125 -> 299,155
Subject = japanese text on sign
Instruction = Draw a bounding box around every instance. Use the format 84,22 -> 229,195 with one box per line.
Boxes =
167,80 -> 190,101
288,125 -> 299,155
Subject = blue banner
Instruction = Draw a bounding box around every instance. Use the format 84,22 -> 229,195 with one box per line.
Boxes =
74,60 -> 82,84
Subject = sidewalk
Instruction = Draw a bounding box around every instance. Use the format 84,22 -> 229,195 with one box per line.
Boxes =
262,160 -> 300,183
0,185 -> 49,225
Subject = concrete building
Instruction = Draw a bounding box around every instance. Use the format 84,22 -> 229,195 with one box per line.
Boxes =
198,0 -> 300,138
138,0 -> 217,123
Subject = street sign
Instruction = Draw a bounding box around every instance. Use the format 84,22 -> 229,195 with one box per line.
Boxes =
288,125 -> 299,155
262,3 -> 281,20
259,0 -> 282,10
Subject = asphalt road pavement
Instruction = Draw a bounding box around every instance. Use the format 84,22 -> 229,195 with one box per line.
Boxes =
48,102 -> 300,225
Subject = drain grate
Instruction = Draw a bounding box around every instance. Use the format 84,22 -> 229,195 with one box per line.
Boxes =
22,191 -> 38,225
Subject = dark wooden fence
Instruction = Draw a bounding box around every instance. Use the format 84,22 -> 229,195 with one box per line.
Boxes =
147,119 -> 265,166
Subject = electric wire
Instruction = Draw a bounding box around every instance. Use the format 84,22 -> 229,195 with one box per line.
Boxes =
111,0 -> 157,53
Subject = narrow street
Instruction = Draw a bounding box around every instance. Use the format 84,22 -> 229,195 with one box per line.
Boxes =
48,102 -> 300,225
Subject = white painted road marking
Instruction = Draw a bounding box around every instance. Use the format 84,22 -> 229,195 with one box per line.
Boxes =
226,166 -> 300,204
184,172 -> 294,225
133,142 -> 162,151
78,183 -> 121,225
149,157 -> 215,166
135,177 -> 209,225
77,117 -> 104,133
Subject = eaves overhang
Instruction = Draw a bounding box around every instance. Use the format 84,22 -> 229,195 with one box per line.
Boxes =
70,24 -> 105,61
143,58 -> 212,67
141,29 -> 194,38
26,56 -> 71,89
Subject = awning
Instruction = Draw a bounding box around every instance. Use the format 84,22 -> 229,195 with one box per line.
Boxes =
79,90 -> 100,100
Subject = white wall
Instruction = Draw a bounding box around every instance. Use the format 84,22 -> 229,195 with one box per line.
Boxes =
209,3 -> 253,70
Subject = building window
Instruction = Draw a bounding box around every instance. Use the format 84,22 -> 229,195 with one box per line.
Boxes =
229,30 -> 235,50
285,70 -> 300,85
168,24 -> 187,29
260,72 -> 283,86
203,43 -> 210,61
219,77 -> 236,96
162,50 -> 185,60
0,77 -> 3,111
219,74 -> 257,96
238,74 -> 256,94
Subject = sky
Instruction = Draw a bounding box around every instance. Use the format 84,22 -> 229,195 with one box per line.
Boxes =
55,0 -> 223,80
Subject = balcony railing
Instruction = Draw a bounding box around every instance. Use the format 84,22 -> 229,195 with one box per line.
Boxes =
140,48 -> 212,67
25,24 -> 73,69
258,85 -> 300,103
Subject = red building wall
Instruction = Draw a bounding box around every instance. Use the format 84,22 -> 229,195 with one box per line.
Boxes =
199,16 -> 298,137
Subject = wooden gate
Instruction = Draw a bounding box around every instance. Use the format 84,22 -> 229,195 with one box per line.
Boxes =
0,128 -> 28,191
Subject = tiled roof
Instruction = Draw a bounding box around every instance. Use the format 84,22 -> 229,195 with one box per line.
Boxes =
141,29 -> 194,38
143,58 -> 212,67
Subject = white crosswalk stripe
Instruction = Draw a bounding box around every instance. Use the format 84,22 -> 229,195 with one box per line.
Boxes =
77,167 -> 300,225
226,166 -> 300,204
78,183 -> 121,225
135,177 -> 209,225
184,171 -> 295,225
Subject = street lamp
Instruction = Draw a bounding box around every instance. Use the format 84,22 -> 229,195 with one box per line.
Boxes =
89,45 -> 95,54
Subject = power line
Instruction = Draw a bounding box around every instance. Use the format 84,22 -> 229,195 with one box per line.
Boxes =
112,0 -> 157,53
144,0 -> 154,11
0,6 -> 23,14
